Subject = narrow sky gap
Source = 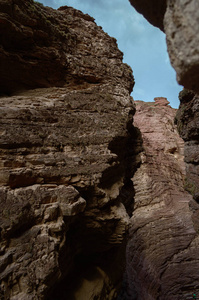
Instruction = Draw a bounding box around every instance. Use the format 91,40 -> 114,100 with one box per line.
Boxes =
39,0 -> 183,108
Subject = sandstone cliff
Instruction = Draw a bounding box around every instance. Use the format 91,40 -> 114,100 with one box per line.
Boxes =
0,1 -> 138,299
126,98 -> 199,300
1,0 -> 199,299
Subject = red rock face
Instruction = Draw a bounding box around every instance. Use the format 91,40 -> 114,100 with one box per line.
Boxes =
126,99 -> 199,300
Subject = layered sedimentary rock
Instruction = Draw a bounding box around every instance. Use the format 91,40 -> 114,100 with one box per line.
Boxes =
128,1 -> 199,279
126,98 -> 199,299
0,1 -> 138,299
0,0 -> 133,95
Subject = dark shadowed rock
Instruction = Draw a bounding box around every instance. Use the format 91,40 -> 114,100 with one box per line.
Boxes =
0,0 -> 133,95
128,0 -> 166,31
175,90 -> 199,203
0,1 -> 138,299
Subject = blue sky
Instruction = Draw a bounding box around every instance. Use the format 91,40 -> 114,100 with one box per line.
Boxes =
38,0 -> 182,108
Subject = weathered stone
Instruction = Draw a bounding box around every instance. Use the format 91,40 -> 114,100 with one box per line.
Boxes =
175,90 -> 199,202
127,1 -> 199,296
154,97 -> 170,106
0,0 -> 133,95
0,1 -> 138,299
164,0 -> 199,92
126,100 -> 199,299
129,0 -> 199,93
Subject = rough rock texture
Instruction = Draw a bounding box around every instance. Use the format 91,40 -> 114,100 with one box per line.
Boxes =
0,0 -> 133,95
129,0 -> 199,93
175,90 -> 199,203
128,0 -> 199,195
0,1 -> 138,299
164,1 -> 199,228
128,4 -> 199,294
164,0 -> 199,92
126,98 -> 199,300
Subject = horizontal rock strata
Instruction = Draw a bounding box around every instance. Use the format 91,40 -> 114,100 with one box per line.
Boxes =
0,0 -> 133,95
126,98 -> 199,300
0,1 -> 138,299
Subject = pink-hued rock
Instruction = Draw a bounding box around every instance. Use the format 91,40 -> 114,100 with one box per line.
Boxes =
126,100 -> 199,300
154,97 -> 170,106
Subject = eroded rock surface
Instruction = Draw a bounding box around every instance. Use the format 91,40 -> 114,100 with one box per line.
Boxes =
0,0 -> 133,95
164,0 -> 199,92
175,90 -> 199,203
129,0 -> 199,93
128,3 -> 199,284
126,99 -> 199,300
0,1 -> 137,299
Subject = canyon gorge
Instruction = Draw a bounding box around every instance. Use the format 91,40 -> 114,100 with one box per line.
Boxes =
0,0 -> 199,299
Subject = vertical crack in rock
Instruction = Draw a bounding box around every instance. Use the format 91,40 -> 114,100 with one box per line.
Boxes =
0,1 -> 142,299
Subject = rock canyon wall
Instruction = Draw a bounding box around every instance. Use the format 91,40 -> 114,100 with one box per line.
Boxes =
129,0 -> 199,209
0,1 -> 139,299
1,0 -> 199,299
128,1 -> 199,298
126,98 -> 199,299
